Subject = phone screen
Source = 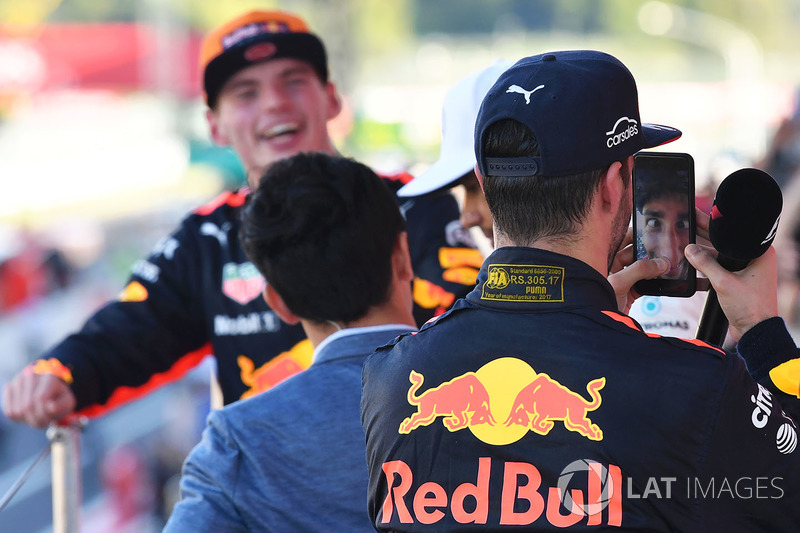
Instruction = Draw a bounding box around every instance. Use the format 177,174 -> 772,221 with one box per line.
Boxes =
632,152 -> 696,297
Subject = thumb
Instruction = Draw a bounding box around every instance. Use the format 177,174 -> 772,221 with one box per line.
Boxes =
617,257 -> 669,286
44,389 -> 76,419
684,244 -> 726,284
608,257 -> 669,298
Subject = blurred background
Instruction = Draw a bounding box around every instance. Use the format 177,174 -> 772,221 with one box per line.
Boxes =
0,0 -> 798,531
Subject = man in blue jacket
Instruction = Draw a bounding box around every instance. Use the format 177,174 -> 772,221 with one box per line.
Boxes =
164,152 -> 416,531
362,51 -> 800,531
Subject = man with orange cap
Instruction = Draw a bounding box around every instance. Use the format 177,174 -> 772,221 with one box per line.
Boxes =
2,10 -> 477,427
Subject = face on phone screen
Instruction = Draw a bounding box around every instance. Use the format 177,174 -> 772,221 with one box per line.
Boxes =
633,152 -> 696,296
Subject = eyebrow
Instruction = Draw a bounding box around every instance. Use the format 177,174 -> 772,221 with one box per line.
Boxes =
642,208 -> 689,218
224,78 -> 258,92
223,64 -> 318,93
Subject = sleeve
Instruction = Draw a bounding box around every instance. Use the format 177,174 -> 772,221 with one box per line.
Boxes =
164,412 -> 248,533
401,191 -> 483,325
736,316 -> 800,420
699,329 -> 800,529
38,215 -> 210,413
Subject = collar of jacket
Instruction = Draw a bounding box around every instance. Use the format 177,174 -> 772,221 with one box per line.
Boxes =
465,246 -> 618,313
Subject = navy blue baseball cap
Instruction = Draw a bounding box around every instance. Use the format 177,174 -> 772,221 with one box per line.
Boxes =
475,50 -> 681,178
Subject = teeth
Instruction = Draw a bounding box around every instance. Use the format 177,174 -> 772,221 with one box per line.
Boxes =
264,123 -> 298,139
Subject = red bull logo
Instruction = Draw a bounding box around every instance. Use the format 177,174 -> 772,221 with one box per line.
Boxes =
238,339 -> 312,399
400,371 -> 496,433
400,358 -> 605,445
504,374 -> 605,441
412,278 -> 456,310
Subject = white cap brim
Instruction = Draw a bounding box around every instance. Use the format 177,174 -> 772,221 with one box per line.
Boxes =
398,151 -> 475,197
398,59 -> 515,198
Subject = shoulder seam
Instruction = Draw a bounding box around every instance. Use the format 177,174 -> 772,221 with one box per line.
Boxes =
194,190 -> 247,216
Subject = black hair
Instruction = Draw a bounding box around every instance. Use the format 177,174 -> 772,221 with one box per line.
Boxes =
634,173 -> 689,213
481,119 -> 610,245
240,152 -> 405,323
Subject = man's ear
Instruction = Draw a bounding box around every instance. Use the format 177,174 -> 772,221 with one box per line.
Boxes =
325,82 -> 343,121
473,164 -> 485,191
206,108 -> 230,146
600,160 -> 625,213
392,232 -> 414,284
263,285 -> 301,325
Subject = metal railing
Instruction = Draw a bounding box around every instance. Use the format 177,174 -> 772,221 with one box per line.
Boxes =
0,418 -> 86,533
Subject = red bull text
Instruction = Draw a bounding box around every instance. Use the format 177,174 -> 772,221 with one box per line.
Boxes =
380,457 -> 622,526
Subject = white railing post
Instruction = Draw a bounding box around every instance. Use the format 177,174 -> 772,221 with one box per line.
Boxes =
47,419 -> 85,533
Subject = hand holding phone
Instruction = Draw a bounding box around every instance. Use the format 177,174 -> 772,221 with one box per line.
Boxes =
632,152 -> 696,297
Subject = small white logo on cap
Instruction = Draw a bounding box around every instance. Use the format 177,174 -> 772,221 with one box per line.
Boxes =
606,117 -> 639,148
506,84 -> 545,104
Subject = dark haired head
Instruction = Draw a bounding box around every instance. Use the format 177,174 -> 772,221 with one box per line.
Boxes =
481,119 -> 613,245
240,152 -> 405,324
634,174 -> 689,213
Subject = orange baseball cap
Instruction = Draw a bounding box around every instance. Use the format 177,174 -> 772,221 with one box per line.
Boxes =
200,10 -> 328,107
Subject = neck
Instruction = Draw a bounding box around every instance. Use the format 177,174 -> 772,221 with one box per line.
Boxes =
494,217 -> 613,277
300,302 -> 415,349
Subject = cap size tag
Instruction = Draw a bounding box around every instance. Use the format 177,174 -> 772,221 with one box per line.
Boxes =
481,264 -> 564,302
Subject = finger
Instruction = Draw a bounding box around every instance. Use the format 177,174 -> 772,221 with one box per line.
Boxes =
17,373 -> 36,421
610,257 -> 669,293
29,376 -> 72,428
684,244 -> 727,284
696,207 -> 710,241
45,389 -> 76,420
611,244 -> 635,274
621,226 -> 633,249
2,381 -> 18,420
624,257 -> 670,284
28,389 -> 53,429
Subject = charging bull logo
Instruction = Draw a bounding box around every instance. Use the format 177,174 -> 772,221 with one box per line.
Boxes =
504,374 -> 605,441
400,371 -> 496,433
238,339 -> 313,399
400,357 -> 605,445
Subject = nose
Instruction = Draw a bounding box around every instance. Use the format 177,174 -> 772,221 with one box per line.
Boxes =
460,208 -> 481,230
259,84 -> 290,112
460,191 -> 485,229
662,227 -> 683,268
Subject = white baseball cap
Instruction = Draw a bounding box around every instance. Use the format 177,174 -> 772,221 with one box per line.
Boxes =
399,60 -> 515,197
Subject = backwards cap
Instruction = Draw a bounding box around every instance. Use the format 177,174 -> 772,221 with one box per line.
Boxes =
475,50 -> 681,178
399,60 -> 514,197
200,10 -> 327,108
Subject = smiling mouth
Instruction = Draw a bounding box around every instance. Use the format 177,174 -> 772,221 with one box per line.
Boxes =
262,123 -> 299,140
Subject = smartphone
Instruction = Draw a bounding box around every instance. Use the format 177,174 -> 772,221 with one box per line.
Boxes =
632,151 -> 696,297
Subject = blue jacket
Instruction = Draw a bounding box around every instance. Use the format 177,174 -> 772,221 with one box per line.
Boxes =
362,246 -> 800,531
165,324 -> 415,532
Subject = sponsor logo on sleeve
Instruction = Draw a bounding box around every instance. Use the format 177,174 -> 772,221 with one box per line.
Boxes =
132,260 -> 160,284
